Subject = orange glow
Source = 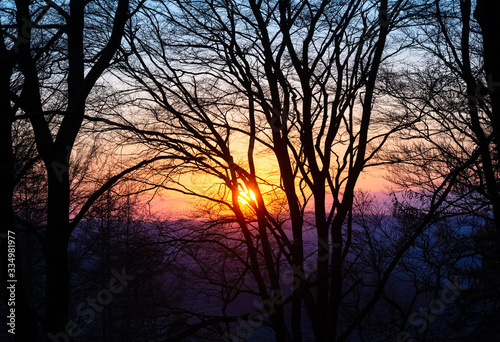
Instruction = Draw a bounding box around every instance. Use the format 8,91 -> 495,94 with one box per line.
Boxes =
238,184 -> 257,206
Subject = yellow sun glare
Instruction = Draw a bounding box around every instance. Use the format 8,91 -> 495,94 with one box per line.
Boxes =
238,186 -> 257,205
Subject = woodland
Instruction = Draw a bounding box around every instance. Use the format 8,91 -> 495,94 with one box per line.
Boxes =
1,0 -> 499,341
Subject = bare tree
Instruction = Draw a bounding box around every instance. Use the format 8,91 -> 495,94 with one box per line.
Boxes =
379,0 -> 500,339
0,1 -> 142,340
383,0 -> 500,239
105,0 -> 426,340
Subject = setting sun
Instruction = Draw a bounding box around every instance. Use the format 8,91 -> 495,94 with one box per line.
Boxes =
238,184 -> 257,205
11,0 -> 497,340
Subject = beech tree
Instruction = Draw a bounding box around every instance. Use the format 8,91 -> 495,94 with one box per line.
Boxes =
383,0 -> 500,240
4,0 -> 497,341
380,0 -> 500,339
107,0 -> 428,340
0,1 -> 143,341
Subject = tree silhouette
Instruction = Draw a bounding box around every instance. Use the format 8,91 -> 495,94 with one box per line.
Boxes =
1,1 -> 137,340
2,0 -> 498,341
105,0 -> 429,340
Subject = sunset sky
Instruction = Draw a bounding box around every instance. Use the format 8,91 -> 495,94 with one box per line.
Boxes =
3,1 -> 498,341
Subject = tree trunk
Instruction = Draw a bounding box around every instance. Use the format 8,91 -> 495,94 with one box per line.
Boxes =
475,0 -> 500,149
474,0 -> 500,239
43,165 -> 71,342
1,41 -> 40,342
314,187 -> 329,342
